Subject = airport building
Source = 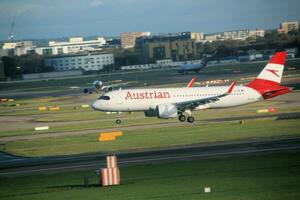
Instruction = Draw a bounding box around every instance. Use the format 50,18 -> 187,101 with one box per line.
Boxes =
204,29 -> 265,42
137,37 -> 197,62
120,32 -> 150,49
277,21 -> 299,34
189,32 -> 205,42
222,29 -> 265,40
35,37 -> 106,56
45,52 -> 114,71
2,41 -> 34,56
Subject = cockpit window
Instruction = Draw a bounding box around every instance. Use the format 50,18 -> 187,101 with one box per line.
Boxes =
99,95 -> 110,100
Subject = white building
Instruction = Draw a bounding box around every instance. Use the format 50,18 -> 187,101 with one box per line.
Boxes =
204,34 -> 221,42
2,42 -> 17,49
249,29 -> 265,38
2,41 -> 33,56
204,29 -> 265,42
189,32 -> 204,42
223,30 -> 251,40
45,53 -> 114,71
36,37 -> 106,56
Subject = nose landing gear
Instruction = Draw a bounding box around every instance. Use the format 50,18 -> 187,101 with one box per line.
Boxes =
115,112 -> 122,124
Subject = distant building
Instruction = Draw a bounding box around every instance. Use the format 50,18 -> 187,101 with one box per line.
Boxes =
204,34 -> 221,42
2,41 -> 33,56
223,30 -> 250,40
36,37 -> 106,56
249,29 -> 265,38
277,21 -> 299,34
189,32 -> 204,42
2,42 -> 17,49
204,29 -> 264,42
150,32 -> 204,41
120,32 -> 150,48
35,47 -> 53,56
138,38 -> 197,62
45,52 -> 114,71
0,49 -> 13,57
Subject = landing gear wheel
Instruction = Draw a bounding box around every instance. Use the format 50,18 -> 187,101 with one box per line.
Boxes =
179,115 -> 186,122
116,119 -> 122,124
187,116 -> 195,123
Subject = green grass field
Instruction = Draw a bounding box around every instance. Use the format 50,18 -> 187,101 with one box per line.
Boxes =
0,152 -> 299,200
2,118 -> 299,157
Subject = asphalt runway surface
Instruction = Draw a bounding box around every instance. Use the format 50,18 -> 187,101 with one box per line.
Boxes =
1,136 -> 299,177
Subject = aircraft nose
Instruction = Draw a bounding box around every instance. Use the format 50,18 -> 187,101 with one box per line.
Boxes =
91,100 -> 102,111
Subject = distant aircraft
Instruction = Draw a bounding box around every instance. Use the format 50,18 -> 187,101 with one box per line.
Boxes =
83,80 -> 135,94
92,52 -> 291,124
178,61 -> 206,74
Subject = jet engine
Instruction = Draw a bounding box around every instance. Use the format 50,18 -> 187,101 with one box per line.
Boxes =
83,80 -> 103,94
157,104 -> 178,118
144,104 -> 178,118
93,80 -> 103,89
144,109 -> 158,117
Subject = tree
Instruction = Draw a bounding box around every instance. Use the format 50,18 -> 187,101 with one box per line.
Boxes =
18,54 -> 54,74
1,56 -> 18,79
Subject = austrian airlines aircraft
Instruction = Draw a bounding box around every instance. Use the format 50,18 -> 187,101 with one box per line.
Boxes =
92,52 -> 292,124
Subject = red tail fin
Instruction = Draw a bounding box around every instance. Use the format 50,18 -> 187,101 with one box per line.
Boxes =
247,51 -> 291,99
187,77 -> 196,87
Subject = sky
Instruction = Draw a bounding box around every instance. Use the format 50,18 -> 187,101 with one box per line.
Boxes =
0,0 -> 300,40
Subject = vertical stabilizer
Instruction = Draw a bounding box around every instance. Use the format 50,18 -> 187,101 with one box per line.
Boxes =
248,52 -> 286,88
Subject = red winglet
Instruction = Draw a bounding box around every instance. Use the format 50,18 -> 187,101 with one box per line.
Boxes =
227,81 -> 237,94
187,77 -> 197,87
269,52 -> 287,65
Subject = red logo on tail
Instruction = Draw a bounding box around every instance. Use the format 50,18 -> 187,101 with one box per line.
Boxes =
266,69 -> 280,78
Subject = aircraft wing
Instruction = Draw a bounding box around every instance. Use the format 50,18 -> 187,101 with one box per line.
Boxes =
176,81 -> 236,110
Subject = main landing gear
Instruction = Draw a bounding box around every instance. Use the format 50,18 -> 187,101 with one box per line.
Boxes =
178,111 -> 195,123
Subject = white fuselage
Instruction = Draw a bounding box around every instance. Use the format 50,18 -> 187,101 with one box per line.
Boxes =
92,86 -> 263,112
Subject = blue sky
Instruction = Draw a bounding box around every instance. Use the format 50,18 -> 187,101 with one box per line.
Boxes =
0,0 -> 300,40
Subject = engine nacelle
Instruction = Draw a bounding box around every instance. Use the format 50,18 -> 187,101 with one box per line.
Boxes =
144,110 -> 158,117
93,80 -> 103,89
83,88 -> 93,94
157,104 -> 178,118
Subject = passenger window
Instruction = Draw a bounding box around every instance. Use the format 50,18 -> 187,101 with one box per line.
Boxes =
99,96 -> 110,100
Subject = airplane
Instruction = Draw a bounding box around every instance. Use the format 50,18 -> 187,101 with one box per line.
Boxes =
92,52 -> 292,124
178,60 -> 206,74
83,80 -> 135,94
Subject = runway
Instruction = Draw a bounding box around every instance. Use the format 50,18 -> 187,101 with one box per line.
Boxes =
1,136 -> 299,177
